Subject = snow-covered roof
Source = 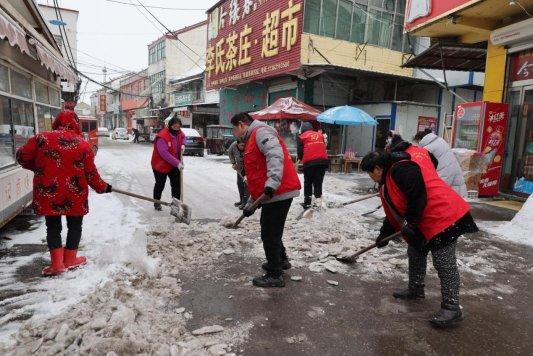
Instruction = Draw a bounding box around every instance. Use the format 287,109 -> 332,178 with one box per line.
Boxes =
168,66 -> 205,84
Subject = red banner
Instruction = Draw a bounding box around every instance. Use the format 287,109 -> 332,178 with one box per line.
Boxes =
510,49 -> 533,82
206,0 -> 303,90
99,95 -> 106,114
405,0 -> 480,32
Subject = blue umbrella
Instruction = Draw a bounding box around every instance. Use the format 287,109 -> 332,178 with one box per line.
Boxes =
317,106 -> 377,126
317,106 -> 377,154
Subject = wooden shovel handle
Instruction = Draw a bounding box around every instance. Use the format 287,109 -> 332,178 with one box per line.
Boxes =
112,188 -> 170,206
341,193 -> 379,207
232,194 -> 268,228
350,231 -> 402,259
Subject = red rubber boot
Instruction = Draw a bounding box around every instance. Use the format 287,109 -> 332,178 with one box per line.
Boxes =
63,249 -> 87,269
42,248 -> 66,276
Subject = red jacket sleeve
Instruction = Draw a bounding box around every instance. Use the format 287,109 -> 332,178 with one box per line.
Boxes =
83,147 -> 109,193
16,136 -> 38,171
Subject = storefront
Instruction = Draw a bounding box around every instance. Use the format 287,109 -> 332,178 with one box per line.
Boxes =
0,1 -> 75,227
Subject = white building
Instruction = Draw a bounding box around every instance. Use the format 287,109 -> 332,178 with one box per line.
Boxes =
37,4 -> 78,95
147,20 -> 208,126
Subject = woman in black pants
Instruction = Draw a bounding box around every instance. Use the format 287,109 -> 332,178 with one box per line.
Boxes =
150,117 -> 186,210
297,122 -> 329,208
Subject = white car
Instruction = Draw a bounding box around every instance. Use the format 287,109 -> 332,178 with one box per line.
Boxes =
112,128 -> 129,140
97,127 -> 109,137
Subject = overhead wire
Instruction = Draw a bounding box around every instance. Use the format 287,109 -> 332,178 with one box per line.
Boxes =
103,0 -> 206,11
53,0 -> 76,69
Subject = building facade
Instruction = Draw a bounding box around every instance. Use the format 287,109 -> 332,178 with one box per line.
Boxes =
206,0 -> 456,154
404,0 -> 533,197
120,69 -> 151,133
0,0 -> 75,227
147,21 -> 208,124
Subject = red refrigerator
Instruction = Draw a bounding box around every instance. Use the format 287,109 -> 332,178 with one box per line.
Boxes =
452,101 -> 509,197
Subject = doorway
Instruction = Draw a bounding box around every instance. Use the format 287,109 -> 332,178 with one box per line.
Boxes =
375,118 -> 391,151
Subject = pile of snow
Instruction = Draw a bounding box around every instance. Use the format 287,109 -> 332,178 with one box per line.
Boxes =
491,195 -> 533,246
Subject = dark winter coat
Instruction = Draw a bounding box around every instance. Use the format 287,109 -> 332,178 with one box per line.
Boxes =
16,110 -> 109,216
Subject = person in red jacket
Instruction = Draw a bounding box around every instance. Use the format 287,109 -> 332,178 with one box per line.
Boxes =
297,122 -> 329,208
16,110 -> 112,276
151,116 -> 186,210
361,150 -> 478,327
231,112 -> 301,288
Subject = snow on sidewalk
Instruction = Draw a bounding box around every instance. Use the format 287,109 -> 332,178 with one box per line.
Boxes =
485,195 -> 533,246
0,192 -> 156,346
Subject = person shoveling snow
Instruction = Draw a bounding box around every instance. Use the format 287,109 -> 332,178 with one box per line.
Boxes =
360,149 -> 479,327
16,110 -> 113,277
230,112 -> 301,288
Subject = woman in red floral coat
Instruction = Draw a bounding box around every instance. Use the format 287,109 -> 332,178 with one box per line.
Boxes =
16,110 -> 112,276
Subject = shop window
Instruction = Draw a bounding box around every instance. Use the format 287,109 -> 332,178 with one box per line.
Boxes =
10,70 -> 32,99
391,15 -> 405,52
336,0 -> 352,41
351,4 -> 367,43
37,105 -> 53,133
49,88 -> 60,107
0,65 -> 8,92
367,9 -> 393,47
304,0 -> 321,34
0,96 -> 14,168
11,100 -> 34,150
321,0 -> 338,38
35,81 -> 50,104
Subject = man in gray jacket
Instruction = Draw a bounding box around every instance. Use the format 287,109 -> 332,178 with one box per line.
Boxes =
231,112 -> 301,288
228,139 -> 248,209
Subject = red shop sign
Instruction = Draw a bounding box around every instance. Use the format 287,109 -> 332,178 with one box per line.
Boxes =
206,0 -> 303,90
510,49 -> 533,82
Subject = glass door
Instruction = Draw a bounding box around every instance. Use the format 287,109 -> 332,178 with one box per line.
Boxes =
512,87 -> 533,195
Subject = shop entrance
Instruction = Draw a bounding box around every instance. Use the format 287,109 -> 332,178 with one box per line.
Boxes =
506,86 -> 533,196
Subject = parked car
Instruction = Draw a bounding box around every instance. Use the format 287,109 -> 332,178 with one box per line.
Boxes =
182,128 -> 204,157
112,127 -> 129,140
97,127 -> 109,137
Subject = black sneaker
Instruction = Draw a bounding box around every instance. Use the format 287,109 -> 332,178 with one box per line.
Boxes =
234,201 -> 242,207
262,260 -> 292,271
393,287 -> 425,300
252,274 -> 285,288
430,304 -> 463,327
154,203 -> 162,211
238,203 -> 246,210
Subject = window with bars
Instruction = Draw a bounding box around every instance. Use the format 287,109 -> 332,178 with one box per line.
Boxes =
148,41 -> 166,65
303,0 -> 408,52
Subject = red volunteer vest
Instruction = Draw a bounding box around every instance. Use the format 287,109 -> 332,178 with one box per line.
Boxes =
151,128 -> 181,173
380,158 -> 470,242
299,131 -> 328,164
244,126 -> 301,200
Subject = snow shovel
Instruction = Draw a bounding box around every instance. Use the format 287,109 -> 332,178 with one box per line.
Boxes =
224,193 -> 268,229
326,193 -> 379,208
361,204 -> 382,217
336,231 -> 402,264
112,188 -> 191,225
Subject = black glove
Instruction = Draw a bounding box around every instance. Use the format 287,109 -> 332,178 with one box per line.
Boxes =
402,223 -> 425,249
375,233 -> 390,248
264,186 -> 275,198
243,205 -> 256,217
105,184 -> 112,193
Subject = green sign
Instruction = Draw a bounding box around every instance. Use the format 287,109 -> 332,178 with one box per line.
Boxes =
174,91 -> 193,106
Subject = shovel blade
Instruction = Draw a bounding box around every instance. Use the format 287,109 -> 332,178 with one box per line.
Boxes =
170,198 -> 192,225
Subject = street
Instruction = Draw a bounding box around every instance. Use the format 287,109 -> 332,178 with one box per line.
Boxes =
0,139 -> 531,354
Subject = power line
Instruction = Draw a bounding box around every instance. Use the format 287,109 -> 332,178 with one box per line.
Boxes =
74,68 -> 151,98
76,48 -> 137,73
134,0 -> 205,68
52,0 -> 76,68
103,0 -> 206,11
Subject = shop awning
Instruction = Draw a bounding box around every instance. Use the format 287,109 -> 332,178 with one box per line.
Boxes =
0,7 -> 30,55
35,42 -> 77,84
249,97 -> 321,121
402,43 -> 487,72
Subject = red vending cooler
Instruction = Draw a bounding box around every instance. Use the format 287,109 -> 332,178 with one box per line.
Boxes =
452,101 -> 509,197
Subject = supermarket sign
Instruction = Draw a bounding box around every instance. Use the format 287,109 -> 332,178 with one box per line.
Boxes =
405,0 -> 482,32
206,0 -> 303,90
